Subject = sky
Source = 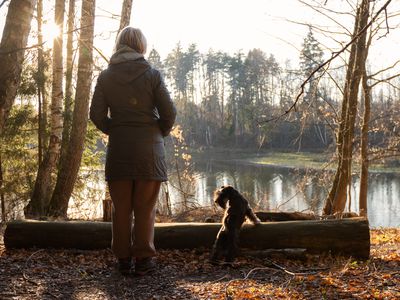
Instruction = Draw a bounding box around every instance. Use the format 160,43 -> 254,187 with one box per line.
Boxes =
1,0 -> 400,70
94,0 -> 400,69
95,0 -> 328,63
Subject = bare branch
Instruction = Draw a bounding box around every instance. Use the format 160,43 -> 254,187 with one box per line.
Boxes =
0,42 -> 47,55
344,0 -> 356,12
280,17 -> 350,37
97,6 -> 120,19
0,0 -> 9,9
369,60 -> 400,78
318,0 -> 355,17
377,8 -> 390,39
298,0 -> 352,35
93,45 -> 109,63
370,72 -> 400,88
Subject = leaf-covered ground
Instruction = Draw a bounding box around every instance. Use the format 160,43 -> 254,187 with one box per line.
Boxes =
0,226 -> 399,299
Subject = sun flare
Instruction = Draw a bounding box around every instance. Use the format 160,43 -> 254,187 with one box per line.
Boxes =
42,21 -> 62,42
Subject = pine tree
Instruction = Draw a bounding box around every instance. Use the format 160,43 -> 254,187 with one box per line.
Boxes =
148,48 -> 164,74
299,27 -> 324,79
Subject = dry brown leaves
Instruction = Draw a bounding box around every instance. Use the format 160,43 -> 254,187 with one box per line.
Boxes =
0,227 -> 399,299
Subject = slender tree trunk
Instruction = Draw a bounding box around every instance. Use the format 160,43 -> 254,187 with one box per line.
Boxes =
323,9 -> 359,215
0,154 -> 5,222
359,70 -> 371,217
332,0 -> 369,214
118,0 -> 133,32
0,0 -> 37,220
48,0 -> 96,218
60,0 -> 75,167
220,74 -> 224,130
37,0 -> 47,165
323,0 -> 370,215
26,0 -> 65,217
359,31 -> 373,218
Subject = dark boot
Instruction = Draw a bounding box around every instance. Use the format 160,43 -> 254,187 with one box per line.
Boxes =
118,258 -> 132,276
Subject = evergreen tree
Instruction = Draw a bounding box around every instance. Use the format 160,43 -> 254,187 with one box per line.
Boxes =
147,48 -> 164,74
298,27 -> 326,150
299,27 -> 324,79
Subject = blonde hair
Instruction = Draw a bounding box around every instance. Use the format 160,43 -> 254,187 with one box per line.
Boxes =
115,27 -> 147,54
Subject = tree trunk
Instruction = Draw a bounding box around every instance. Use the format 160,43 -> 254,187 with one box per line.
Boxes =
118,0 -> 133,33
323,6 -> 360,216
36,0 -> 48,165
48,0 -> 96,218
0,0 -> 37,220
359,67 -> 371,217
0,154 -> 5,222
333,0 -> 369,214
324,0 -> 369,215
4,218 -> 370,259
0,0 -> 37,134
59,0 -> 75,167
26,0 -> 65,217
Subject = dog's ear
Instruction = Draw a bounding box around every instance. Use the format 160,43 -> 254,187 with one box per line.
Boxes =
215,196 -> 227,209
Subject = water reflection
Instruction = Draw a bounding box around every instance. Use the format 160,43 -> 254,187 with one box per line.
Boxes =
68,159 -> 400,228
170,159 -> 400,228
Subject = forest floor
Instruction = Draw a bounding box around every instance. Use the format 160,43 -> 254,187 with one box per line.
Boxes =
0,222 -> 399,300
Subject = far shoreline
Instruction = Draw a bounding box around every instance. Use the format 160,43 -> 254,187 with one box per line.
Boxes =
189,148 -> 400,174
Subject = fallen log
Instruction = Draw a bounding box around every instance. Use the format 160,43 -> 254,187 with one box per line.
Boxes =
203,211 -> 359,223
4,218 -> 370,259
254,211 -> 360,222
255,211 -> 317,221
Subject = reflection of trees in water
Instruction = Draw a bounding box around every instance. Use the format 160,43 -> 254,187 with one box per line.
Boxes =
186,160 -> 330,213
290,168 -> 328,214
361,172 -> 400,227
165,158 -> 400,227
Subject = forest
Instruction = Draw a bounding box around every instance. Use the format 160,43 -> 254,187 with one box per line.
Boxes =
0,0 -> 399,299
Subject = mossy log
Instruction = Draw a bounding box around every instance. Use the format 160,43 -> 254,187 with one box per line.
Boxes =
4,218 -> 370,259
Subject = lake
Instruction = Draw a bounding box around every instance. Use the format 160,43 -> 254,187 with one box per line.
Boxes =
69,157 -> 400,228
165,158 -> 400,228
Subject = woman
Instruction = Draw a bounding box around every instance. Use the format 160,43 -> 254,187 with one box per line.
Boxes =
90,27 -> 176,276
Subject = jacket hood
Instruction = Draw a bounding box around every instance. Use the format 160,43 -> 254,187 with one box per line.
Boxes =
108,46 -> 150,84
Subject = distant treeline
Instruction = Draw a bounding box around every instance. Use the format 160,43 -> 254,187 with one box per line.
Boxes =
147,30 -> 399,152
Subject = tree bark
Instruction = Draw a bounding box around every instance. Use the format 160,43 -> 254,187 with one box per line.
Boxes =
27,0 -> 65,217
59,0 -> 75,167
333,0 -> 369,214
36,0 -> 48,165
48,0 -> 96,218
323,6 -> 360,215
0,0 -> 37,134
4,218 -> 370,259
0,0 -> 37,220
324,0 -> 369,215
0,154 -> 5,221
359,66 -> 371,217
118,0 -> 133,33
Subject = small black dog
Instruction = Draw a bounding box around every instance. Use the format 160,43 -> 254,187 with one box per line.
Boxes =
210,186 -> 261,263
